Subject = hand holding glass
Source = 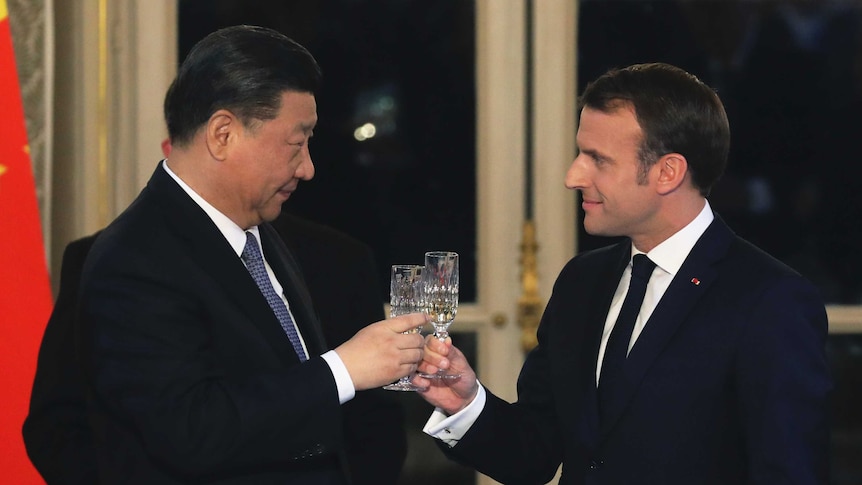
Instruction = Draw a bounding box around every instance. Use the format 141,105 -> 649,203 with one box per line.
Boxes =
419,251 -> 460,380
383,264 -> 427,391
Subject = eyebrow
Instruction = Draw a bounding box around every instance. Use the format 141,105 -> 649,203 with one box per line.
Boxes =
579,147 -> 608,162
300,120 -> 318,133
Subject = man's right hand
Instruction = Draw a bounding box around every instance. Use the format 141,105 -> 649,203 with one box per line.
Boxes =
413,335 -> 479,415
335,313 -> 427,391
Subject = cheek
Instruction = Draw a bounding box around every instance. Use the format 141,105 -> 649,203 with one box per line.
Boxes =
269,146 -> 297,166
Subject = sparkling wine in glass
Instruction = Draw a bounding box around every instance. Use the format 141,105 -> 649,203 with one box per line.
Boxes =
419,251 -> 460,380
383,264 -> 427,391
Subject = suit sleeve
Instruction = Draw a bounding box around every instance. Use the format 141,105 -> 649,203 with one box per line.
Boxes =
268,213 -> 407,484
439,267 -> 573,484
319,239 -> 406,485
22,237 -> 98,485
736,275 -> 831,484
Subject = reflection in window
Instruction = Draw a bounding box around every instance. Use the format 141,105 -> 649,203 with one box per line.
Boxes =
577,0 -> 862,305
179,0 -> 477,303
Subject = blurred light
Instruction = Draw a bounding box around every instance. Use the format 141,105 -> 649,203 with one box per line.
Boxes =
353,122 -> 377,142
371,95 -> 395,116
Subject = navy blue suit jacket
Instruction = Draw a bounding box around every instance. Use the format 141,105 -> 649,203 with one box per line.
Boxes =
76,164 -> 349,484
444,215 -> 831,485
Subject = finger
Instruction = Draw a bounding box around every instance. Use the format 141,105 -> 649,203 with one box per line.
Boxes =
388,313 -> 428,333
410,373 -> 431,389
421,350 -> 448,370
399,348 -> 423,366
424,335 -> 449,355
416,360 -> 438,375
421,344 -> 446,362
394,332 -> 425,350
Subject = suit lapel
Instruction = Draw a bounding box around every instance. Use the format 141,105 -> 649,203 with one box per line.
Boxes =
565,243 -> 631,446
147,165 -> 304,366
599,217 -> 735,436
259,222 -> 328,355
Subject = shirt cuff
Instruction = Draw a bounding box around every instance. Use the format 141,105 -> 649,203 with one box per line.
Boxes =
422,382 -> 487,447
321,350 -> 356,404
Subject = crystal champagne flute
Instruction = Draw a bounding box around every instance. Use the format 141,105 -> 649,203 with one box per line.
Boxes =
419,251 -> 460,380
383,264 -> 427,391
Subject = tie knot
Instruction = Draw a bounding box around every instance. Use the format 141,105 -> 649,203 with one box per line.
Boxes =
631,254 -> 656,281
242,231 -> 262,264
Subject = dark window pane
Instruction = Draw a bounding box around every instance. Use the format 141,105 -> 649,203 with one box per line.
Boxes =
577,0 -> 862,304
178,0 -> 477,303
827,334 -> 862,485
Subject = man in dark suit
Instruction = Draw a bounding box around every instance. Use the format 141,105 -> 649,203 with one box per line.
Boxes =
23,212 -> 408,484
416,63 -> 831,484
71,25 -> 424,484
23,236 -> 98,485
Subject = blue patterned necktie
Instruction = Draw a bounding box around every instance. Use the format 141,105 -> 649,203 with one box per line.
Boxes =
598,253 -> 656,418
241,231 -> 307,362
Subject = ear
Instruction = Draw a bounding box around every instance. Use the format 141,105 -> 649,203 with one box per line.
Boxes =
204,109 -> 238,161
654,153 -> 688,195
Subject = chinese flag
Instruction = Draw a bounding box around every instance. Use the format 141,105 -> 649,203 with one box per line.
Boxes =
0,0 -> 53,482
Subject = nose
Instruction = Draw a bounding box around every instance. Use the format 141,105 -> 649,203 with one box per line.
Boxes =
295,146 -> 315,181
565,153 -> 588,190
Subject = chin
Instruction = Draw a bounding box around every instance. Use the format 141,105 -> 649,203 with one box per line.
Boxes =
583,220 -> 601,236
583,221 -> 614,238
260,206 -> 283,223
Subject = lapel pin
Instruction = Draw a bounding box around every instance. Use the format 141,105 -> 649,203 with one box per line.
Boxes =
691,277 -> 701,286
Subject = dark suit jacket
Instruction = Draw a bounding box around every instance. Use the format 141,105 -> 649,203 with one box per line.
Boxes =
270,213 -> 406,485
23,211 -> 406,484
60,164 -> 357,484
23,236 -> 98,485
443,216 -> 831,485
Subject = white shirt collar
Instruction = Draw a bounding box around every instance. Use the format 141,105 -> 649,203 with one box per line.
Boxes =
636,200 -> 714,277
161,159 -> 258,257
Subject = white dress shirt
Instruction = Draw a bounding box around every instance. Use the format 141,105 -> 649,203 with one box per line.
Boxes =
424,200 -> 715,446
162,160 -> 355,404
595,201 -> 714,383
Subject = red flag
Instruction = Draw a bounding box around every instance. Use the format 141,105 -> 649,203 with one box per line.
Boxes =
0,0 -> 53,482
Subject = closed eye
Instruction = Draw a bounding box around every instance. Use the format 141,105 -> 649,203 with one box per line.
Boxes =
289,132 -> 313,148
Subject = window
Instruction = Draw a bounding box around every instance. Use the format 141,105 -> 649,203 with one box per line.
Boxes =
577,0 -> 862,306
179,0 -> 477,303
179,2 -> 478,483
578,2 -> 862,482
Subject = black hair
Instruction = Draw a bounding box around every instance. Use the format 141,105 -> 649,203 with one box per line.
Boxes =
580,62 -> 730,196
164,25 -> 322,147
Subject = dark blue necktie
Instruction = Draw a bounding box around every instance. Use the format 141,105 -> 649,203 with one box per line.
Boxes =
242,231 -> 307,362
598,253 -> 656,417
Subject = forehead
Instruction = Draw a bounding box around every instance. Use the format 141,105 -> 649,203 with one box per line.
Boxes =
576,104 -> 642,152
271,90 -> 318,134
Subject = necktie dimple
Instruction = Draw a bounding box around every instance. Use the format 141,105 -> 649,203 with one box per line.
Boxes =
598,253 -> 656,416
241,231 -> 307,362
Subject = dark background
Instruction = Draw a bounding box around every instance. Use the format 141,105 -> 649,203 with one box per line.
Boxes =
179,1 -> 862,483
